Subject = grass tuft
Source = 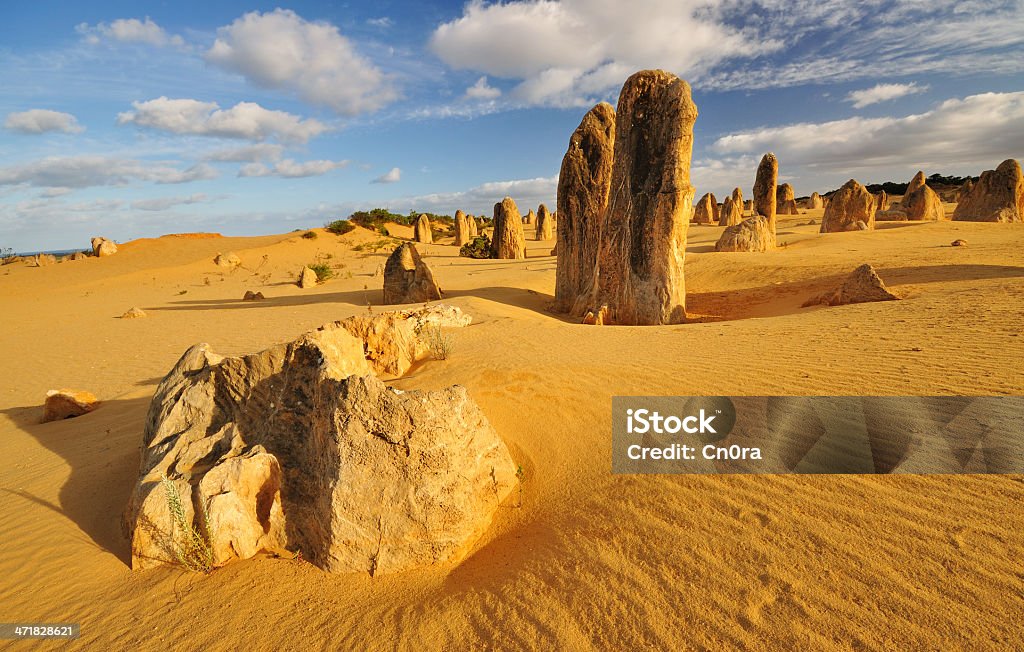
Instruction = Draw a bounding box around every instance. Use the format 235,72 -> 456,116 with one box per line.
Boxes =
160,473 -> 215,573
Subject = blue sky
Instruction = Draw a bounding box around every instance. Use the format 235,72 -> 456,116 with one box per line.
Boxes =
2,0 -> 1022,251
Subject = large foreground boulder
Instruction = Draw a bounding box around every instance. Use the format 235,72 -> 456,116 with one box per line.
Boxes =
753,154 -> 778,232
383,242 -> 442,304
715,216 -> 775,252
802,264 -> 899,307
901,171 -> 945,221
588,70 -> 697,325
554,102 -> 616,314
125,309 -> 510,575
953,159 -> 1024,223
490,196 -> 526,259
821,179 -> 876,232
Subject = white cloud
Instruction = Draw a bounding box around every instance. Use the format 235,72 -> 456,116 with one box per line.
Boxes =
0,156 -> 218,189
4,109 -> 84,134
367,17 -> 393,28
846,83 -> 928,108
131,194 -> 211,211
117,97 -> 328,143
76,17 -> 185,48
702,91 -> 1024,195
371,167 -> 401,184
238,159 -> 349,179
386,175 -> 557,215
430,0 -> 773,107
464,76 -> 501,100
206,9 -> 398,115
202,144 -> 285,163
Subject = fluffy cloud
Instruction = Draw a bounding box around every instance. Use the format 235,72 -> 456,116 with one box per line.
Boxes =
703,91 -> 1024,194
117,98 -> 328,143
202,144 -> 285,163
385,176 -> 557,215
131,194 -> 211,211
206,9 -> 398,115
464,76 -> 501,100
238,159 -> 349,179
4,109 -> 84,134
371,167 -> 401,184
846,83 -> 928,108
0,156 -> 218,189
76,17 -> 185,48
430,0 -> 770,107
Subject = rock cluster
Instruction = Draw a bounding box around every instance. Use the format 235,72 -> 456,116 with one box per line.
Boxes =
901,171 -> 945,221
124,306 -> 507,576
820,179 -> 876,232
953,159 -> 1023,223
554,102 -> 615,313
490,196 -> 527,259
802,264 -> 899,307
383,242 -> 442,304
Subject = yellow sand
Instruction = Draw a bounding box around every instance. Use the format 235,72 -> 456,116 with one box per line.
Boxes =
1,211 -> 1022,650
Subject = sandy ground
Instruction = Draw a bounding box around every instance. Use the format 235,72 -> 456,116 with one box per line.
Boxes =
1,210 -> 1022,650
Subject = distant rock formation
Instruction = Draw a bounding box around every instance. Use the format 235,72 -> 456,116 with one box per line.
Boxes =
731,187 -> 743,208
715,216 -> 775,252
467,214 -> 478,238
490,196 -> 526,259
125,308 -> 511,574
524,209 -> 536,226
820,179 -> 876,232
42,389 -> 99,423
874,190 -> 889,213
414,214 -> 433,244
710,192 -> 720,223
807,192 -> 824,209
802,264 -> 899,307
214,252 -> 241,268
953,159 -> 1023,223
876,209 -> 909,222
536,204 -> 554,241
745,199 -> 754,215
776,183 -> 799,215
298,266 -> 318,288
454,210 -> 469,246
753,154 -> 779,233
693,193 -> 716,224
901,172 -> 945,221
91,237 -> 117,257
383,242 -> 442,305
554,102 -> 615,314
588,70 -> 696,325
718,196 -> 743,226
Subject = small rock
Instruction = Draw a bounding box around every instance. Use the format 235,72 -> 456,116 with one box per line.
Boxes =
120,307 -> 147,319
215,252 -> 242,267
42,389 -> 99,423
243,290 -> 265,301
802,264 -> 899,307
951,239 -> 968,247
298,266 -> 318,288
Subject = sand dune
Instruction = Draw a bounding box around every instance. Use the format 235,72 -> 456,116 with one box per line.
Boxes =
1,212 -> 1022,649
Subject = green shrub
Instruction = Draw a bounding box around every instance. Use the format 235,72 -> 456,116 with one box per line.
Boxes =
459,235 -> 493,259
301,230 -> 318,239
425,324 -> 454,360
324,220 -> 355,235
308,262 -> 334,282
160,473 -> 215,573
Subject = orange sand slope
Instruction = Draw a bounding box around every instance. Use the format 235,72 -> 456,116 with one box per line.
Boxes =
1,214 -> 1022,650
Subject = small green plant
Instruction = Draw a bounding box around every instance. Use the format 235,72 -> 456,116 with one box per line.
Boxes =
301,230 -> 318,239
353,238 -> 398,254
1,247 -> 16,264
325,219 -> 356,235
459,235 -> 493,259
426,324 -> 454,360
308,262 -> 334,282
160,473 -> 215,573
515,464 -> 525,508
